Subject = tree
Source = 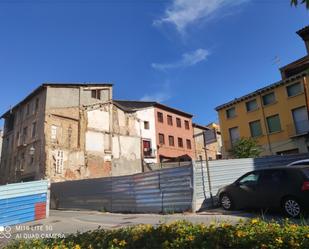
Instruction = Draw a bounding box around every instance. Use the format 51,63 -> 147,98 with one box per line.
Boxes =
291,0 -> 309,9
230,137 -> 262,159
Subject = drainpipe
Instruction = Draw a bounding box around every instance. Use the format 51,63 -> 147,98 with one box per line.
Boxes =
259,93 -> 273,155
302,75 -> 309,115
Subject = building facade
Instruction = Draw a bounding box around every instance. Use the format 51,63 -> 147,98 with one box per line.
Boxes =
0,84 -> 144,184
114,101 -> 195,164
193,123 -> 222,161
0,129 -> 3,162
216,26 -> 309,157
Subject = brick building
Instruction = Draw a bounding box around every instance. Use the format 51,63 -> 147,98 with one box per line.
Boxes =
114,101 -> 195,163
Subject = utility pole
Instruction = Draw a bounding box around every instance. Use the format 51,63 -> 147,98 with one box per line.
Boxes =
202,130 -> 214,207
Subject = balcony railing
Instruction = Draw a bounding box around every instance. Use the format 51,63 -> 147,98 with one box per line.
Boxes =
287,120 -> 309,137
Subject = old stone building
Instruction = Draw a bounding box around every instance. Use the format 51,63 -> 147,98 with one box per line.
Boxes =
193,123 -> 222,161
0,129 -> 3,162
0,83 -> 143,184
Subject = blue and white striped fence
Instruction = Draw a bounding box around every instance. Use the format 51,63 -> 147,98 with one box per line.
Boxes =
0,180 -> 49,226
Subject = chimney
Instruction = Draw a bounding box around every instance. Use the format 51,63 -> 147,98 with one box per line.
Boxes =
297,26 -> 309,55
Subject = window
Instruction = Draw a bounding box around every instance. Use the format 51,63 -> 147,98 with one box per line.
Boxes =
35,98 -> 39,112
178,137 -> 183,148
229,127 -> 240,145
287,82 -> 302,97
31,122 -> 37,138
246,99 -> 258,112
226,107 -> 236,119
249,120 -> 262,137
143,140 -> 152,157
51,125 -> 57,141
5,114 -> 15,132
176,118 -> 181,127
238,172 -> 260,187
262,92 -> 276,106
159,133 -> 165,145
22,127 -> 28,144
168,136 -> 174,146
157,112 -> 163,123
186,139 -> 192,149
20,153 -> 25,171
144,121 -> 149,130
91,90 -> 101,100
26,104 -> 30,115
266,114 -> 281,133
16,132 -> 20,146
167,115 -> 173,126
292,106 -> 308,134
260,170 -> 287,185
185,120 -> 190,130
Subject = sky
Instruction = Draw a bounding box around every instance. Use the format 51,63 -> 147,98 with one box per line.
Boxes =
0,0 -> 308,127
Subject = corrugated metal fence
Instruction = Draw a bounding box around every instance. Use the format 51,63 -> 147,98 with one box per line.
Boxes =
51,165 -> 193,213
194,153 -> 309,210
0,180 -> 49,226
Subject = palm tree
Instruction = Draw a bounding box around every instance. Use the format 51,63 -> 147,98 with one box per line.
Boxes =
291,0 -> 309,9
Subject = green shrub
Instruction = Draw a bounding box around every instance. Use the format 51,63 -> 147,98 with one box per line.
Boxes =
5,219 -> 309,249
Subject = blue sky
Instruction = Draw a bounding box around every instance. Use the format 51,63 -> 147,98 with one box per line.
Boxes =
0,0 -> 308,127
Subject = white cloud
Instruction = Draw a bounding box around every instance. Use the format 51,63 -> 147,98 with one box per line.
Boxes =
151,48 -> 209,71
154,0 -> 248,33
140,92 -> 171,102
140,81 -> 171,102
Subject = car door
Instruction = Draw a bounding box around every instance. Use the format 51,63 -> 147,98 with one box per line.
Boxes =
257,170 -> 287,208
233,171 -> 261,208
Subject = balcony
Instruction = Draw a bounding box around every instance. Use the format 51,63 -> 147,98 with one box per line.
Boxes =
287,120 -> 309,137
143,148 -> 156,158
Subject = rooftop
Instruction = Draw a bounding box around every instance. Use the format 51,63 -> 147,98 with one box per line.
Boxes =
215,72 -> 307,111
1,83 -> 113,118
114,100 -> 193,118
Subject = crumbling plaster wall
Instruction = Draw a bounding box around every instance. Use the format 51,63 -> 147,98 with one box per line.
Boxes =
44,85 -> 113,182
84,104 -> 142,177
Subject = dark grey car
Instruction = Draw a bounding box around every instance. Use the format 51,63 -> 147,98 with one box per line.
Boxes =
217,166 -> 309,217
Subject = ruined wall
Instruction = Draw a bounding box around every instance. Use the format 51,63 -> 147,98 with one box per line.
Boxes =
112,135 -> 142,176
44,85 -> 114,182
46,86 -> 112,109
44,107 -> 87,182
84,104 -> 142,178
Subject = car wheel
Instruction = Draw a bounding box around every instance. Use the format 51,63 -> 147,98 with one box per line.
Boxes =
282,197 -> 302,218
220,193 -> 234,210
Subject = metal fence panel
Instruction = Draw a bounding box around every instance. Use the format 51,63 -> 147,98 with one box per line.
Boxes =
194,153 -> 309,210
0,180 -> 49,226
51,165 -> 193,213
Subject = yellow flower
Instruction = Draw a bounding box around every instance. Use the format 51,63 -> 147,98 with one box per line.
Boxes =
251,219 -> 259,225
74,245 -> 81,249
275,237 -> 283,244
306,234 -> 309,239
221,223 -> 231,228
236,230 -> 246,238
187,235 -> 195,241
118,240 -> 127,247
113,238 -> 118,244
